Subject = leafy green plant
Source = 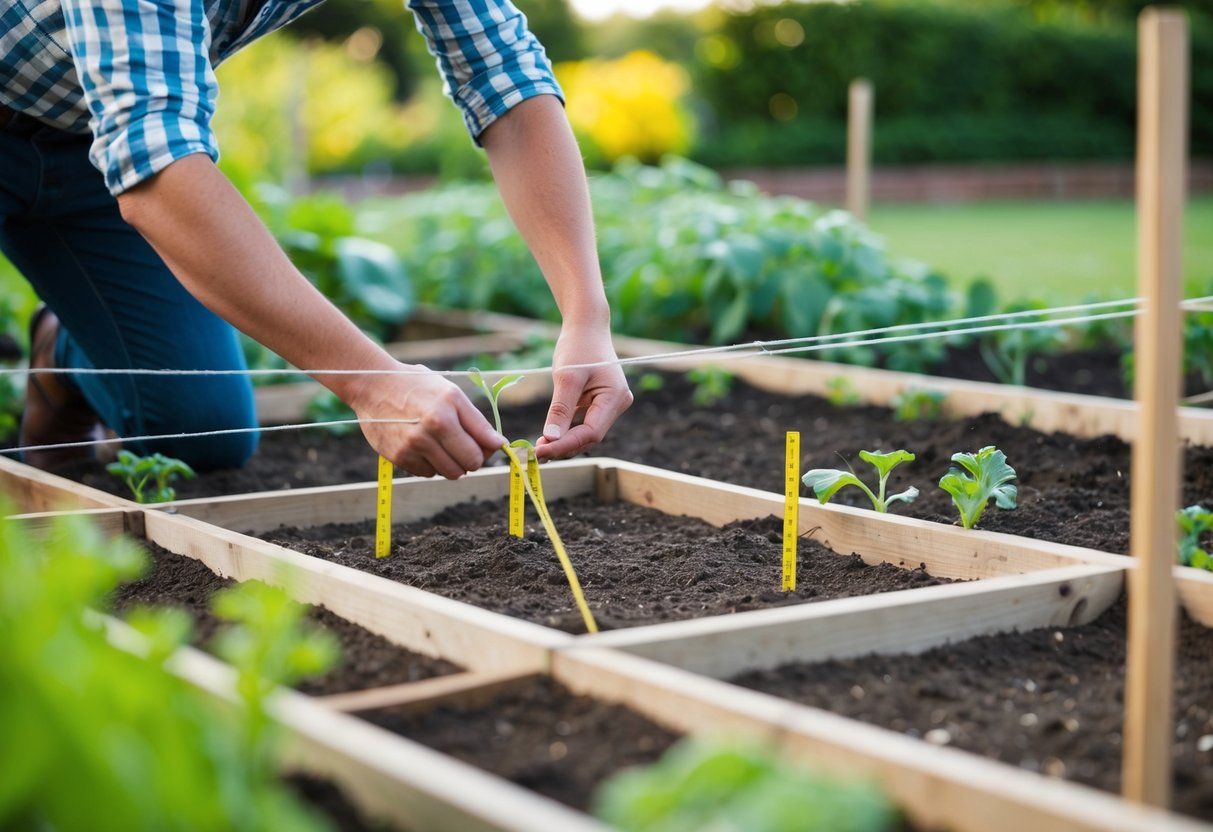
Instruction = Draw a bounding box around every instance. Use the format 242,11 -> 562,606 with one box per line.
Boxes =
105,449 -> 196,503
456,334 -> 556,374
636,371 -> 666,393
890,387 -> 947,422
0,501 -> 333,830
825,375 -> 860,407
686,366 -> 734,407
978,299 -> 1068,387
938,446 -> 1019,529
592,737 -> 897,832
305,389 -> 358,435
802,450 -> 919,513
1177,505 -> 1213,571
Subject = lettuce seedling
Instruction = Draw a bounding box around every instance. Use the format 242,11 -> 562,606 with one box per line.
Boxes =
468,368 -> 523,436
686,366 -> 734,407
105,449 -> 196,503
825,375 -> 860,407
890,387 -> 946,422
938,446 -> 1018,529
802,450 -> 919,513
1177,505 -> 1213,571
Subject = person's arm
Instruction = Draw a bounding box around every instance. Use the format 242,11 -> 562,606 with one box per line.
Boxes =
480,96 -> 632,459
116,155 -> 505,478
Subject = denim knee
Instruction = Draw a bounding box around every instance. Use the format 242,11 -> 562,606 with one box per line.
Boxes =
129,377 -> 259,471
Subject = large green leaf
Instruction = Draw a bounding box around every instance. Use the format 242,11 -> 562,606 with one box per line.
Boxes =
335,237 -> 413,323
802,469 -> 865,504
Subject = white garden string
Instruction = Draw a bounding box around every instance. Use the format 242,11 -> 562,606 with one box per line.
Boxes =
4,294 -> 1213,458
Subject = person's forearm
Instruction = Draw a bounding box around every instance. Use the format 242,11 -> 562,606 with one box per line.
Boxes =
115,153 -> 391,407
480,95 -> 609,329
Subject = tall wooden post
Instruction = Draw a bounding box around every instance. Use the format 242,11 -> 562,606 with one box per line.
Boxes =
846,78 -> 873,222
1122,7 -> 1188,808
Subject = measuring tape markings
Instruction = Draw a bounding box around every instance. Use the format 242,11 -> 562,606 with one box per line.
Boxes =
783,431 -> 800,592
508,452 -> 525,538
375,454 -> 393,559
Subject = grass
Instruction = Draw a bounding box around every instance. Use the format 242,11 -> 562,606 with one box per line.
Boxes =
867,195 -> 1213,303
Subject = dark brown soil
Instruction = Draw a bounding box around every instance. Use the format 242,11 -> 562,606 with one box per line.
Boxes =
287,774 -> 390,831
58,369 -> 1213,558
361,675 -> 681,812
730,597 -> 1213,823
257,494 -> 953,635
110,545 -> 461,695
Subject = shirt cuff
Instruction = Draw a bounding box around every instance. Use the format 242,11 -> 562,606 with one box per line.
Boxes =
92,110 -> 218,195
458,81 -> 565,146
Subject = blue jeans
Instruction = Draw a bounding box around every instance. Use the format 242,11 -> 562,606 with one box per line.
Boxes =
0,113 -> 258,470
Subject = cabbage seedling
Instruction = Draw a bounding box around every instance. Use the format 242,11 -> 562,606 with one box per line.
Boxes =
105,449 -> 196,504
802,450 -> 919,513
1177,505 -> 1213,571
938,446 -> 1018,529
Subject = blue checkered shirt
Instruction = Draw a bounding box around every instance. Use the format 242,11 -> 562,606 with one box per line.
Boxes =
0,0 -> 562,195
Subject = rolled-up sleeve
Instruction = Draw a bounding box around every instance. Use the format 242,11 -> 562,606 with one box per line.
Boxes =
408,0 -> 564,144
61,0 -> 218,195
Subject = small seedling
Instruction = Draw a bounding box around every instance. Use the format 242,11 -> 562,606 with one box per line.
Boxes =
1177,505 -> 1213,571
802,450 -> 919,513
938,446 -> 1018,529
105,450 -> 196,503
467,368 -> 523,436
686,366 -> 734,407
636,372 -> 666,393
890,387 -> 946,422
825,375 -> 860,408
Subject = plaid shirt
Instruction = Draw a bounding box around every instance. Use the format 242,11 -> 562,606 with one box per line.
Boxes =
0,0 -> 562,195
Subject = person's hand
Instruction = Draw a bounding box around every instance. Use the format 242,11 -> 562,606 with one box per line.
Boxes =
351,363 -> 506,479
534,323 -> 633,461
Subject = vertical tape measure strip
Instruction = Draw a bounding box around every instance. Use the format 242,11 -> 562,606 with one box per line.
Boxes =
375,455 -> 393,559
508,453 -> 524,538
502,444 -> 599,633
783,431 -> 800,591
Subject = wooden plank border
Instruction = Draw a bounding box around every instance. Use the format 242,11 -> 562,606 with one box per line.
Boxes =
0,454 -> 132,514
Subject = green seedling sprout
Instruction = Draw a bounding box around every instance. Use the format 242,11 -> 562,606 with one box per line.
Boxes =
105,449 -> 196,503
1177,505 -> 1213,571
802,450 -> 919,513
938,446 -> 1018,529
468,368 -> 599,633
890,387 -> 946,422
686,366 -> 734,407
825,375 -> 860,408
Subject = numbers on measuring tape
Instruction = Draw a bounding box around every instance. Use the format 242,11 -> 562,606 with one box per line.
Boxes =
375,455 -> 393,559
782,432 -> 800,592
508,453 -> 524,538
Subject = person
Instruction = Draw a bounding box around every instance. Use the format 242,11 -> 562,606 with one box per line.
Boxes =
0,0 -> 632,477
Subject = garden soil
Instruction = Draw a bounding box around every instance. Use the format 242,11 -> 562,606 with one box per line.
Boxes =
65,369 -> 1213,557
110,545 -> 461,695
258,495 -> 953,635
731,597 -> 1213,823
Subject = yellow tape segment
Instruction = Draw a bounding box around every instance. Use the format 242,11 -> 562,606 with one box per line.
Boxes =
783,431 -> 800,591
508,453 -> 524,538
502,444 -> 599,634
375,455 -> 393,559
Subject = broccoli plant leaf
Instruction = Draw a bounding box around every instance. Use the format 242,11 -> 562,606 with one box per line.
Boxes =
803,449 -> 917,513
802,469 -> 869,505
938,446 -> 1018,529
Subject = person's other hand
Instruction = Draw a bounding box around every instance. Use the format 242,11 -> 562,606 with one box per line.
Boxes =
534,324 -> 633,461
353,363 -> 506,478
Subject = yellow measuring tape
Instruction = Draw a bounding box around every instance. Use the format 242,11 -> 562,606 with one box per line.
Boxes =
502,443 -> 599,633
508,452 -> 524,538
375,455 -> 393,559
783,431 -> 800,591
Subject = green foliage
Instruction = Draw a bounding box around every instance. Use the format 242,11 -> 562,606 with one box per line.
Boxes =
825,375 -> 861,407
105,450 -> 196,504
1177,505 -> 1213,571
0,502 -> 332,830
938,446 -> 1019,529
456,335 -> 556,374
890,387 -> 947,422
978,298 -> 1069,386
690,1 -> 1213,166
802,449 -> 919,513
371,157 -> 959,367
686,366 -> 735,407
592,737 -> 897,832
262,188 -> 414,341
635,371 -> 666,393
305,389 -> 358,435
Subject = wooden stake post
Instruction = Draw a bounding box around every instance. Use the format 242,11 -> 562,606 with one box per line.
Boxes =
1122,7 -> 1188,808
847,78 -> 873,222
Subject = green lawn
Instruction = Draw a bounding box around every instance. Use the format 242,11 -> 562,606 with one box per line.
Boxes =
868,196 -> 1213,304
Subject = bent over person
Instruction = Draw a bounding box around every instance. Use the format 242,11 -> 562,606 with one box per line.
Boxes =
0,0 -> 632,475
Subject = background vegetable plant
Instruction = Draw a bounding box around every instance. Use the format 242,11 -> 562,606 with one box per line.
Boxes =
105,450 -> 196,504
1177,505 -> 1213,571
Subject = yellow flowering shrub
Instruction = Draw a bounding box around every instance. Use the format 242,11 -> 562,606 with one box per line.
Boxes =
555,50 -> 695,165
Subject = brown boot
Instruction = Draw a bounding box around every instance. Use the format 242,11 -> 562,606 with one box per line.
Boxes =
20,307 -> 105,471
